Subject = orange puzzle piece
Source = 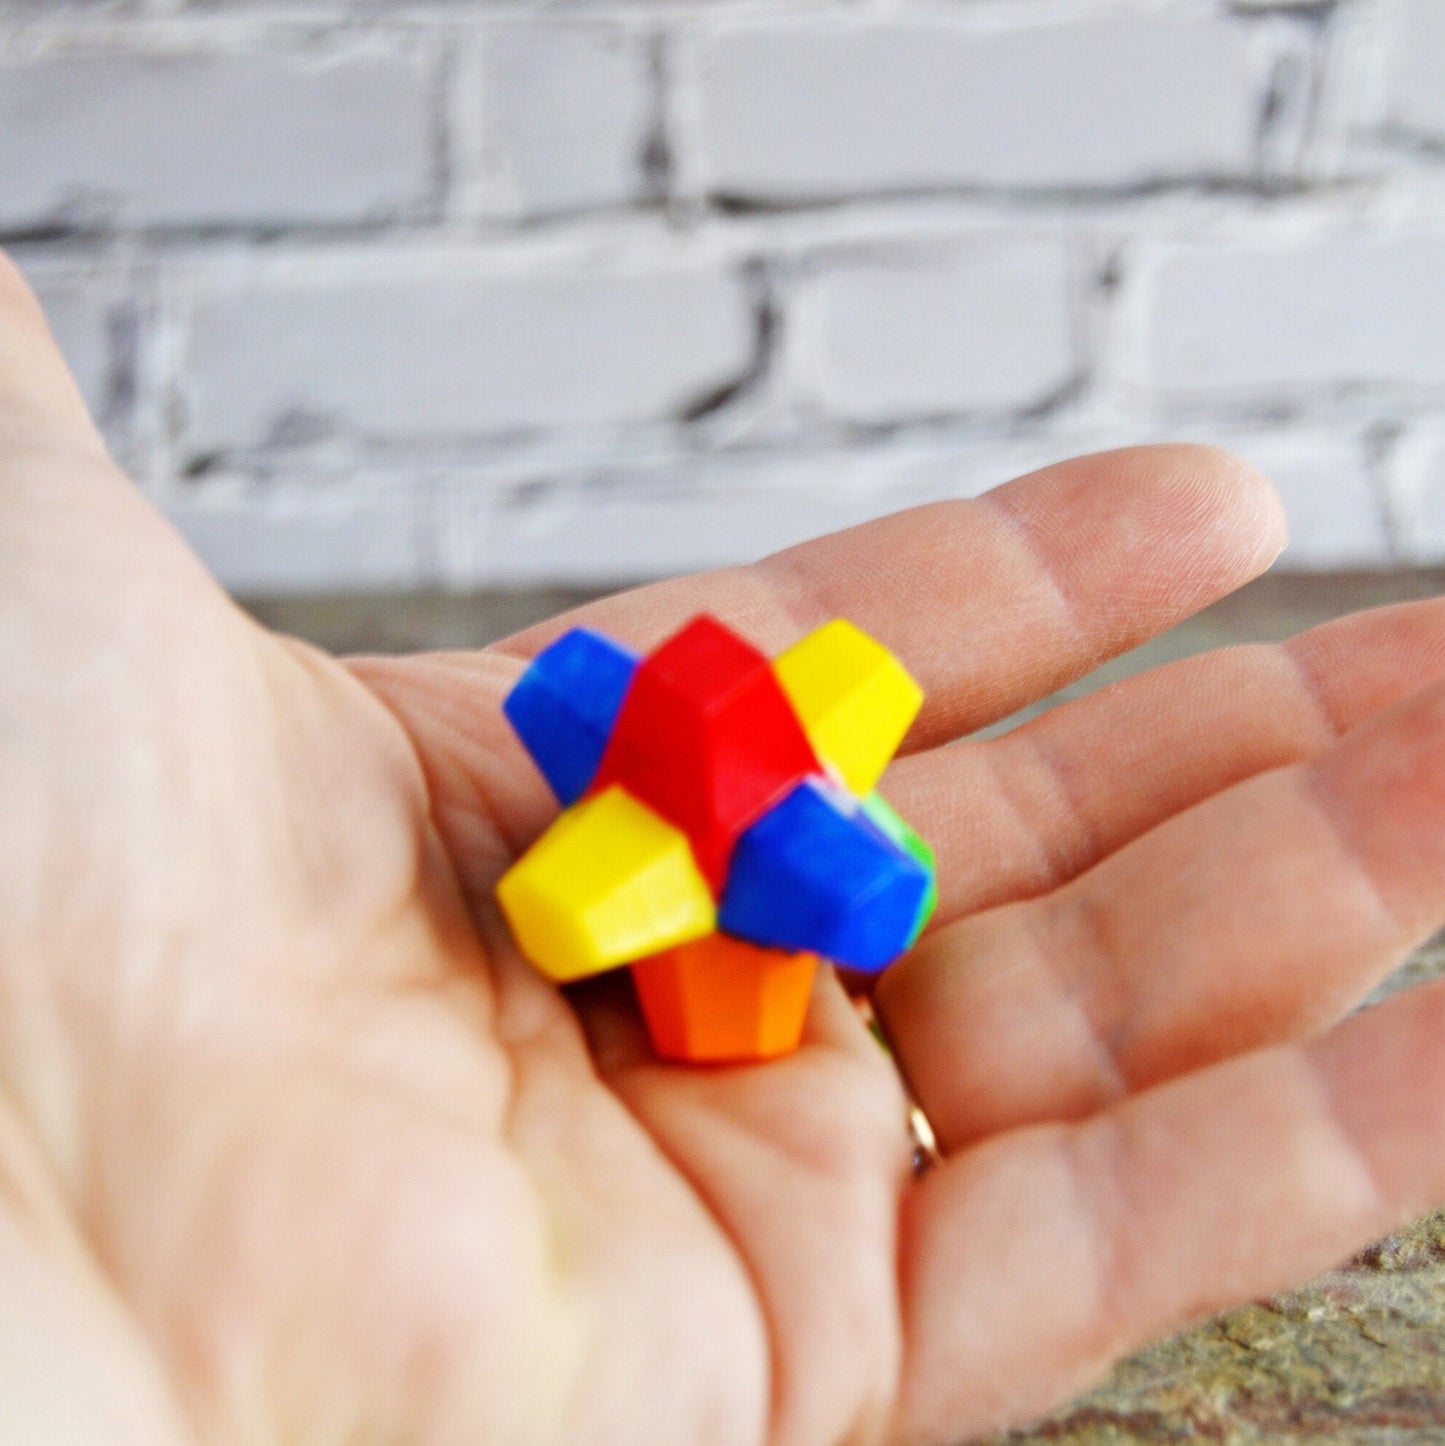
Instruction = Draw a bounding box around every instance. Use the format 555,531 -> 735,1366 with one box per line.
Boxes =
631,933 -> 819,1064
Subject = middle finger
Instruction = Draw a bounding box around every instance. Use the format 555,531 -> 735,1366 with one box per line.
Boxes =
883,595 -> 1445,927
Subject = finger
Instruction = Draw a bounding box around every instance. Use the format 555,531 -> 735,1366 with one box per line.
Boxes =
896,976 -> 1445,1442
883,595 -> 1445,928
497,446 -> 1285,745
877,675 -> 1445,1150
0,249 -> 104,450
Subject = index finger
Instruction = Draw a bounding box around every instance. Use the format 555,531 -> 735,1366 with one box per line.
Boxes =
495,445 -> 1285,745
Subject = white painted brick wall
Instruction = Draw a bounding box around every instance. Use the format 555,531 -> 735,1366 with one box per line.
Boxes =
2,0 -> 1443,592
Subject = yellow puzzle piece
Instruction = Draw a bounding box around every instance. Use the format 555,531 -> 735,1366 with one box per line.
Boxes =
496,785 -> 716,982
772,619 -> 923,796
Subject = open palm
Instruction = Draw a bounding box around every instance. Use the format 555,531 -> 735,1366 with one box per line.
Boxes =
6,253 -> 1445,1446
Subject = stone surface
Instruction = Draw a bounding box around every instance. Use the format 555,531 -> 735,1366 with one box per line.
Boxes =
227,432 -> 1391,593
241,589 -> 600,656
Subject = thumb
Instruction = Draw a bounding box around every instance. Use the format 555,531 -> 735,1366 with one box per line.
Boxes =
0,249 -> 242,639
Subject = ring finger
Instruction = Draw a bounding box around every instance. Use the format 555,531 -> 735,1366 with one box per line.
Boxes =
875,675 -> 1445,1150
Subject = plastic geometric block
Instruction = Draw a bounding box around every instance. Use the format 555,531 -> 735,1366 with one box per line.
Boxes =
503,628 -> 639,805
860,791 -> 938,946
717,777 -> 932,972
590,615 -> 821,893
772,619 -> 923,796
631,934 -> 818,1064
495,611 -> 938,1064
496,785 -> 715,982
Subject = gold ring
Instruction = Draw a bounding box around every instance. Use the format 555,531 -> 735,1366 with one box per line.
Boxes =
906,1100 -> 944,1177
856,997 -> 944,1177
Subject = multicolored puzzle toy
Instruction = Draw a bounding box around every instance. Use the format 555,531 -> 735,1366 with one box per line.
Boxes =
495,614 -> 937,1064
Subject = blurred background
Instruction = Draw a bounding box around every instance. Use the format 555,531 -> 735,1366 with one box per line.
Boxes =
4,0 -> 1445,655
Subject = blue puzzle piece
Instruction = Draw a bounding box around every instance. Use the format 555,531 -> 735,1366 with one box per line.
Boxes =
717,777 -> 931,972
860,790 -> 937,947
503,628 -> 639,805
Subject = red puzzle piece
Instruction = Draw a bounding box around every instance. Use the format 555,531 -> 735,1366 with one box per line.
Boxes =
590,615 -> 821,893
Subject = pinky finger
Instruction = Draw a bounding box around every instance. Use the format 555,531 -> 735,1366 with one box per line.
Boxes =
896,975 -> 1445,1443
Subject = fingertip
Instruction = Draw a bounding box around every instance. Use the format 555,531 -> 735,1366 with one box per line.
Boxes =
1101,442 -> 1288,580
1172,442 -> 1289,573
988,443 -> 1288,642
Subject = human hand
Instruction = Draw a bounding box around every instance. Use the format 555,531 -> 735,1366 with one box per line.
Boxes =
5,250 -> 1445,1446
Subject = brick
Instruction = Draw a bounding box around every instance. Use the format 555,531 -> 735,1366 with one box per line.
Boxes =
1141,235 -> 1445,396
1212,433 -> 1387,569
791,247 -> 1077,423
463,26 -> 656,217
691,17 -> 1262,200
0,42 -> 434,230
1387,428 -> 1445,564
178,259 -> 754,451
1382,0 -> 1445,141
163,485 -> 429,594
